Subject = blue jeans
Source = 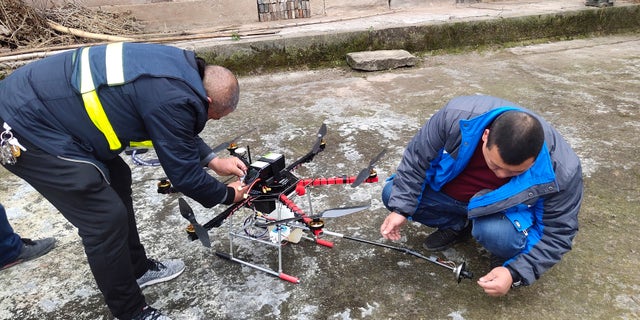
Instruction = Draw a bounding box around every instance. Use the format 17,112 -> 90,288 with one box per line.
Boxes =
382,176 -> 527,260
0,204 -> 22,267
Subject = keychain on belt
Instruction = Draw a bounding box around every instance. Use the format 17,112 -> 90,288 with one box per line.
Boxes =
1,122 -> 27,165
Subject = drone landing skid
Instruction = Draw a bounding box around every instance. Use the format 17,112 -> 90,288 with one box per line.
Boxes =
217,198 -> 327,284
215,251 -> 300,284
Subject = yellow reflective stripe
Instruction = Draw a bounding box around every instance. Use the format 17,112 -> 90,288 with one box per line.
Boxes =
81,90 -> 122,150
105,42 -> 125,85
79,48 -> 95,93
129,141 -> 153,148
78,45 -> 122,150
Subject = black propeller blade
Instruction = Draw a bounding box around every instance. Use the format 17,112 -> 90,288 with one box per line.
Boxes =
311,123 -> 327,154
351,148 -> 387,187
178,198 -> 211,248
285,123 -> 329,171
211,127 -> 257,153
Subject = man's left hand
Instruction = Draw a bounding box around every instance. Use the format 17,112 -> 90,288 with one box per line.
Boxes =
477,266 -> 513,296
208,157 -> 247,177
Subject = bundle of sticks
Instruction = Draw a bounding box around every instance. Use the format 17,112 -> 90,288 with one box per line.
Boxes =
0,0 -> 141,51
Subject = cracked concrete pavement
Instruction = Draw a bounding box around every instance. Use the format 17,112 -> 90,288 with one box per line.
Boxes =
1,1 -> 639,319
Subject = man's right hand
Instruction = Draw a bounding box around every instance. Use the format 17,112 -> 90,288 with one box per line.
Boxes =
209,156 -> 247,177
227,180 -> 249,202
380,212 -> 407,241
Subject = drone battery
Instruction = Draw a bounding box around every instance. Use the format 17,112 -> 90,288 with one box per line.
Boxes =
258,152 -> 285,176
255,199 -> 276,214
248,160 -> 270,182
250,160 -> 275,213
247,153 -> 285,214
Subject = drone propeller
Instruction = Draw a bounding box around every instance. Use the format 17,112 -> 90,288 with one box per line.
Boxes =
311,123 -> 327,154
211,127 -> 257,153
285,123 -> 328,172
351,148 -> 387,187
259,204 -> 370,227
178,198 -> 211,248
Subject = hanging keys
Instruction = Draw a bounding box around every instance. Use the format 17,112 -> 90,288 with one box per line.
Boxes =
0,141 -> 16,165
1,122 -> 26,165
7,137 -> 24,158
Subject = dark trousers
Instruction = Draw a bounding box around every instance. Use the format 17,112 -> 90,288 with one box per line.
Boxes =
2,140 -> 149,319
0,204 -> 22,267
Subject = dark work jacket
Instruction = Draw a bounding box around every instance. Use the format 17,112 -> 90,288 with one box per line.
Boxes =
0,43 -> 228,208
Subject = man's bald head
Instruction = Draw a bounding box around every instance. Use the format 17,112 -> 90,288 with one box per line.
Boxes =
203,65 -> 239,119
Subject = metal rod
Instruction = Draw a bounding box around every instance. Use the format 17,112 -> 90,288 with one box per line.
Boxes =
321,230 -> 473,281
215,251 -> 300,284
276,203 -> 283,273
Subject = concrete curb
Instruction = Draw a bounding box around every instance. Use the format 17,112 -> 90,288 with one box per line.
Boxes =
190,4 -> 640,75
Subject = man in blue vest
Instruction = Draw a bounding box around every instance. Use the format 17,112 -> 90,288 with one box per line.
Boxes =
0,42 -> 249,320
380,95 -> 583,297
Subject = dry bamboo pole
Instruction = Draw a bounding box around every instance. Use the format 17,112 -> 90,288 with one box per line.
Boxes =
46,20 -> 134,42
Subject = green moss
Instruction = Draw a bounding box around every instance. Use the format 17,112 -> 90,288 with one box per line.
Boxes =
206,5 -> 640,76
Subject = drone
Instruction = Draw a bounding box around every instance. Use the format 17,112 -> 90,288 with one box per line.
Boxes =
129,124 -> 473,283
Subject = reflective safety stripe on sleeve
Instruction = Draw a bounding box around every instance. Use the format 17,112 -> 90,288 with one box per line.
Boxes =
105,42 -> 125,85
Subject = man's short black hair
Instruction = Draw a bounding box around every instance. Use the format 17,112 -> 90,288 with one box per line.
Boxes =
487,111 -> 544,165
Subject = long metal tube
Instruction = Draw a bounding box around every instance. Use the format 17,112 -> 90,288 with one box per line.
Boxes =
321,230 -> 473,282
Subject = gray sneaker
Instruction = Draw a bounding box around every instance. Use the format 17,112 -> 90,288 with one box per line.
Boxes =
131,305 -> 172,320
136,259 -> 185,289
1,237 -> 56,270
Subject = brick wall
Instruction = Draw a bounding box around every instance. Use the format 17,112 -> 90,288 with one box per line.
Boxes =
257,0 -> 311,22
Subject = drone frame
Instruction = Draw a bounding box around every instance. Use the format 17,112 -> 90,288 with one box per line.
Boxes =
169,124 -> 472,283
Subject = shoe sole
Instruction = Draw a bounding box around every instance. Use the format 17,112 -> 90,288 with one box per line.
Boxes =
1,240 -> 56,271
422,234 -> 472,251
423,241 -> 459,251
0,259 -> 24,271
139,266 -> 185,289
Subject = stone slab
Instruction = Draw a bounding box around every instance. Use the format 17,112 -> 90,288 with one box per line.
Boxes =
346,49 -> 417,71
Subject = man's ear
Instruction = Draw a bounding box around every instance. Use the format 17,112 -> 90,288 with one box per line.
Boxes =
482,128 -> 490,142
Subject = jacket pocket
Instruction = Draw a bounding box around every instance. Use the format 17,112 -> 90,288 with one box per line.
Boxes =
504,203 -> 534,232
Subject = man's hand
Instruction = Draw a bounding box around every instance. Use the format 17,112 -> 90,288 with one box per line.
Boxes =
209,157 -> 247,177
227,180 -> 249,202
380,212 -> 407,241
477,266 -> 513,296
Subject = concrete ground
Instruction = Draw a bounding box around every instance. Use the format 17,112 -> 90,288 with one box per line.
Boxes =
1,1 -> 640,320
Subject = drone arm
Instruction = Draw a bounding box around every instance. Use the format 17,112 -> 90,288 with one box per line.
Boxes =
278,194 -> 310,222
203,198 -> 248,229
295,176 -> 380,195
284,151 -> 318,172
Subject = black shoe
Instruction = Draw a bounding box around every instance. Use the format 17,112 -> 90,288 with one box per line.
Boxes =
1,238 -> 56,270
131,305 -> 172,320
422,222 -> 472,251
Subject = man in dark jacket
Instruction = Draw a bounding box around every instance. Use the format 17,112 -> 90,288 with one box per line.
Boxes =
380,95 -> 583,296
0,42 -> 249,320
